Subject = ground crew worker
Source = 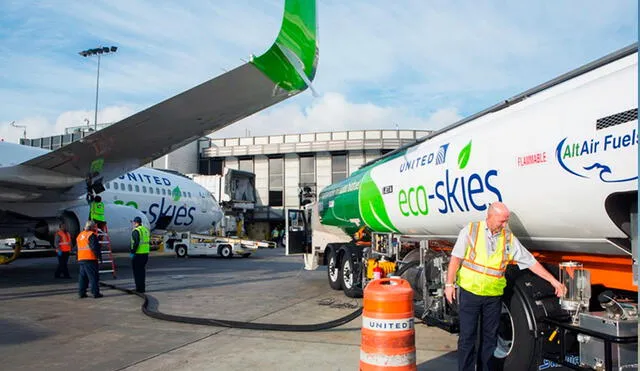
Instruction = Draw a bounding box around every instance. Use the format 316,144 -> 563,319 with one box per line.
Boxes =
76,220 -> 103,298
130,216 -> 150,293
90,195 -> 106,231
444,202 -> 565,371
54,222 -> 72,279
271,227 -> 279,243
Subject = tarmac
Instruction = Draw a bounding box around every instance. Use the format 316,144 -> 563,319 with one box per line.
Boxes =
0,247 -> 459,371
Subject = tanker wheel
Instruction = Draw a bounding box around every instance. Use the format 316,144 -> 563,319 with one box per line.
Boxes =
339,250 -> 362,298
327,249 -> 342,290
495,289 -> 540,371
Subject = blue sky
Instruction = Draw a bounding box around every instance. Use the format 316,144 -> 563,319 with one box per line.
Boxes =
0,0 -> 637,143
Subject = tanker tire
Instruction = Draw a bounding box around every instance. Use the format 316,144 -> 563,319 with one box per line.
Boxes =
176,245 -> 187,258
496,289 -> 540,371
395,260 -> 424,317
327,249 -> 342,290
340,250 -> 362,298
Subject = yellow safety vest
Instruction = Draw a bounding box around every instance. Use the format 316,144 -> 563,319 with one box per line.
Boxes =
132,225 -> 150,254
90,202 -> 105,222
456,221 -> 514,297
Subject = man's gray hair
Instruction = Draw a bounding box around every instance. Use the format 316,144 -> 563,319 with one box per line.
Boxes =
84,220 -> 96,231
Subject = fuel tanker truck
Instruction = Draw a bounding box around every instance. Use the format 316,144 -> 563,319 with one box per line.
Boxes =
286,43 -> 638,370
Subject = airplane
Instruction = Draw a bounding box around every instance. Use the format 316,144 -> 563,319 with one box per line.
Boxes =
0,141 -> 222,251
0,0 -> 318,256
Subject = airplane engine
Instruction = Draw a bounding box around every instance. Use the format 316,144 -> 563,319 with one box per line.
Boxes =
35,204 -> 149,252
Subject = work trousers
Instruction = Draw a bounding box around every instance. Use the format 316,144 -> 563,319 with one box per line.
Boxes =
78,260 -> 100,297
132,254 -> 148,293
457,287 -> 502,371
54,252 -> 71,278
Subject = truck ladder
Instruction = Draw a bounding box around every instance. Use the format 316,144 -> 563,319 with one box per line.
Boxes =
97,226 -> 117,279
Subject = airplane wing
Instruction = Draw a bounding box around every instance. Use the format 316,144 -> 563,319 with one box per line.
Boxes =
0,0 -> 318,201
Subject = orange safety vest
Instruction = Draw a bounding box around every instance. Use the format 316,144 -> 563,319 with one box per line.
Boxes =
56,230 -> 72,252
76,230 -> 98,261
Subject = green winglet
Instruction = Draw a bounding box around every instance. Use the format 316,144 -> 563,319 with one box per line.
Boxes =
251,0 -> 318,93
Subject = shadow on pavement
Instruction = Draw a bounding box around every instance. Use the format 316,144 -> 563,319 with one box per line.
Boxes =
417,351 -> 458,370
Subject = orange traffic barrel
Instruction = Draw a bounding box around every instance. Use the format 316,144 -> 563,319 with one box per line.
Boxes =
360,277 -> 416,370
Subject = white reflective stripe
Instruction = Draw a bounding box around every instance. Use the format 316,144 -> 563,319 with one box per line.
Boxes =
360,349 -> 416,367
362,316 -> 414,331
462,260 -> 505,277
467,222 -> 480,260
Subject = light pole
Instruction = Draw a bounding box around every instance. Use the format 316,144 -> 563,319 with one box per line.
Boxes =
10,121 -> 26,140
79,46 -> 118,131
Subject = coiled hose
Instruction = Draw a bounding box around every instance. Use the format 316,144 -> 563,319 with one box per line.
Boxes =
100,281 -> 363,332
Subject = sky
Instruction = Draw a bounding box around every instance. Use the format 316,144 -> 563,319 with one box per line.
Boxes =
0,0 -> 637,144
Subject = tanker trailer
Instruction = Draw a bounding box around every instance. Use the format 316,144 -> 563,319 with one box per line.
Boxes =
286,43 -> 638,370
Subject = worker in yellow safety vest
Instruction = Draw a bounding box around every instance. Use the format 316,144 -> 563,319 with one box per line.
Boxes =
444,202 -> 565,371
90,195 -> 106,231
76,220 -> 103,298
130,216 -> 150,293
54,222 -> 72,279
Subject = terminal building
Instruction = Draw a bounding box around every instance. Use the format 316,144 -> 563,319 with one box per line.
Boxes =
21,126 -> 430,238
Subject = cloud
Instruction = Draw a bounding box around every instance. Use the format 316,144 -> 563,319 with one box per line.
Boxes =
213,92 -> 462,138
0,0 -> 636,146
0,105 -> 135,143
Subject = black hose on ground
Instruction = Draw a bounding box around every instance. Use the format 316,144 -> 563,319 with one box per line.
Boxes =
100,282 -> 363,332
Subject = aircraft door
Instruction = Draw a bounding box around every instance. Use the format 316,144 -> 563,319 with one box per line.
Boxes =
286,208 -> 309,255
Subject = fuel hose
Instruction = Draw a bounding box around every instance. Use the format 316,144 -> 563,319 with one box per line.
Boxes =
100,281 -> 363,332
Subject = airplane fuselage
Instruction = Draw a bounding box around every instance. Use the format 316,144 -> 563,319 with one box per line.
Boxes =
102,167 -> 221,232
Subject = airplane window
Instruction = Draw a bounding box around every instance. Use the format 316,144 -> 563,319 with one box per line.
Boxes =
156,188 -> 160,194
128,184 -> 132,192
105,183 -> 110,189
182,191 -> 186,197
135,185 -> 140,193
142,186 -> 147,193
188,192 -> 192,198
114,183 -> 119,190
162,189 -> 166,195
149,187 -> 153,194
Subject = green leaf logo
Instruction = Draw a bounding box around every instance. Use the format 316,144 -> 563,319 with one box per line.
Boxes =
458,141 -> 472,169
172,186 -> 182,202
358,172 -> 399,233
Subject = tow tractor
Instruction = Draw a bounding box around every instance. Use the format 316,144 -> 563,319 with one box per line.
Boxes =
163,231 -> 270,258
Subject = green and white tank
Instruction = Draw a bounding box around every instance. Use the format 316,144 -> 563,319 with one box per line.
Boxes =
318,47 -> 638,256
